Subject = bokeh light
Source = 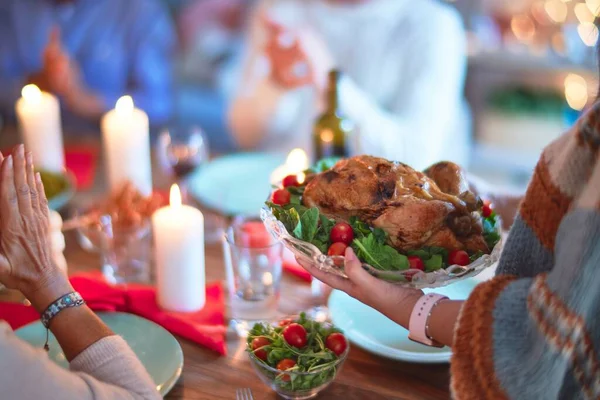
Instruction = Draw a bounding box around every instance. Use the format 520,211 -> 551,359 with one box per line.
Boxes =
511,15 -> 537,42
586,0 -> 600,15
577,22 -> 599,46
575,3 -> 595,22
545,0 -> 569,23
564,73 -> 589,111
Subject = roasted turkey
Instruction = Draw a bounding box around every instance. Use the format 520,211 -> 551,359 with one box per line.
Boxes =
302,156 -> 488,253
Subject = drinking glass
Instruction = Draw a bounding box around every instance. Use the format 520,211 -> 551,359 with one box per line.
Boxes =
158,126 -> 209,195
99,215 -> 152,284
158,126 -> 224,244
223,217 -> 283,337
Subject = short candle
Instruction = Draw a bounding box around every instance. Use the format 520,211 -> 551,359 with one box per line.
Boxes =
153,184 -> 206,312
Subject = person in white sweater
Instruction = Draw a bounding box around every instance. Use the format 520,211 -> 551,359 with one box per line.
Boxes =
228,0 -> 470,170
0,145 -> 159,400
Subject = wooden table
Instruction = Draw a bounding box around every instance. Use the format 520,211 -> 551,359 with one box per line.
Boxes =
0,129 -> 451,400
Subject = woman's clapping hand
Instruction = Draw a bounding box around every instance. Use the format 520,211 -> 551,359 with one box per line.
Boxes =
0,145 -> 67,300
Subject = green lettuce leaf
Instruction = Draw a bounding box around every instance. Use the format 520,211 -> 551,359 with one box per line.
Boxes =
424,254 -> 443,272
352,234 -> 408,271
293,207 -> 320,242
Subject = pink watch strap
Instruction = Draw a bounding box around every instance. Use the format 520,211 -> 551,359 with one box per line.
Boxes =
408,293 -> 448,347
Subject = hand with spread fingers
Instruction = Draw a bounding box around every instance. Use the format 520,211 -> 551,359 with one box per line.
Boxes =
0,145 -> 71,304
297,247 -> 423,329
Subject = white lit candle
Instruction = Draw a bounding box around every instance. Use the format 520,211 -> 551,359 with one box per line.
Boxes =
101,95 -> 152,195
270,148 -> 309,184
153,184 -> 205,312
15,84 -> 64,172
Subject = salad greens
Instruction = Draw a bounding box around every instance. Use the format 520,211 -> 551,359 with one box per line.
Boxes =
483,211 -> 501,250
267,201 -> 458,272
247,313 -> 344,392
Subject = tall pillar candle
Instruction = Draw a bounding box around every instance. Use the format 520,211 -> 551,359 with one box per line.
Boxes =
15,84 -> 64,172
153,185 -> 206,312
101,95 -> 152,196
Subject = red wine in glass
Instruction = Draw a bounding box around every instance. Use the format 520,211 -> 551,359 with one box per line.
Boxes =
169,144 -> 202,179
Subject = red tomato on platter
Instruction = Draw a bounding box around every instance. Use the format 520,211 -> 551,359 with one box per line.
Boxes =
282,175 -> 300,187
251,337 -> 271,361
325,333 -> 348,356
330,222 -> 354,245
283,323 -> 307,348
449,250 -> 470,266
278,318 -> 293,327
271,189 -> 291,206
327,242 -> 348,257
276,358 -> 297,381
408,256 -> 425,271
482,203 -> 493,218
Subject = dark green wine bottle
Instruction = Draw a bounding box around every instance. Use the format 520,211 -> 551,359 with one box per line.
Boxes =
313,70 -> 353,161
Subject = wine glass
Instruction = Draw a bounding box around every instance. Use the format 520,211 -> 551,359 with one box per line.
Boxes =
158,126 -> 225,243
159,126 -> 209,191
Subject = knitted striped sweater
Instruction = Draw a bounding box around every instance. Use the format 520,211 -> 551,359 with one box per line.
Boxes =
450,105 -> 600,400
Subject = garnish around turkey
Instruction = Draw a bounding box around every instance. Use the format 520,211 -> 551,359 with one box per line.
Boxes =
266,156 -> 501,274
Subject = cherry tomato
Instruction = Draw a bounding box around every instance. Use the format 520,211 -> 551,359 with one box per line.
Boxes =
251,337 -> 270,361
271,189 -> 291,206
282,175 -> 300,188
408,256 -> 425,271
327,242 -> 348,257
283,323 -> 307,348
482,203 -> 493,218
276,359 -> 297,381
330,222 -> 354,245
278,318 -> 293,327
325,333 -> 348,356
449,250 -> 470,266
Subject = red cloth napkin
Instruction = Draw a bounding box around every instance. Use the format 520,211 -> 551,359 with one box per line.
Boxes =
283,256 -> 312,283
64,145 -> 98,190
0,272 -> 227,355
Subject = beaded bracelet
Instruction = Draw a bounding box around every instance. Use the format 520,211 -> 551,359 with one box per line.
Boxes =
40,292 -> 85,351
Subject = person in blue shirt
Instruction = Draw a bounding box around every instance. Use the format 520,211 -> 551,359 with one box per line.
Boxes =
0,0 -> 176,126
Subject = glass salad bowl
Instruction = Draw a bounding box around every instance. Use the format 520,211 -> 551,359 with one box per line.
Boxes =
260,207 -> 503,289
247,319 -> 349,400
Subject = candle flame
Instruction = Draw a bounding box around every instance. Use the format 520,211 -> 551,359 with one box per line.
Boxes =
22,84 -> 42,104
170,184 -> 182,208
297,172 -> 306,185
115,95 -> 134,114
285,148 -> 309,173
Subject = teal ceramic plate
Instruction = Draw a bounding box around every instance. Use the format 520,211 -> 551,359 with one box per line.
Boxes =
328,279 -> 478,363
16,312 -> 183,397
187,153 -> 285,217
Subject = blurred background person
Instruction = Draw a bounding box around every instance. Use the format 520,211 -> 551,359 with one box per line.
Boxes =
175,0 -> 253,151
228,0 -> 470,169
0,0 -> 175,127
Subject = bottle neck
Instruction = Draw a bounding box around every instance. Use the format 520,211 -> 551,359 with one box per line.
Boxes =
325,71 -> 339,114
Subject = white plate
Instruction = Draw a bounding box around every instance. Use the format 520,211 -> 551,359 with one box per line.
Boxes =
187,153 -> 285,216
16,312 -> 183,397
328,279 -> 479,363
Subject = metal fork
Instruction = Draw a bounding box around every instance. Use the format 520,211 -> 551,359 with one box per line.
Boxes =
235,388 -> 254,400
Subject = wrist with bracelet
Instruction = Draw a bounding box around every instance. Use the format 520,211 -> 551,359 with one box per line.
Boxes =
408,293 -> 448,347
40,291 -> 86,351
